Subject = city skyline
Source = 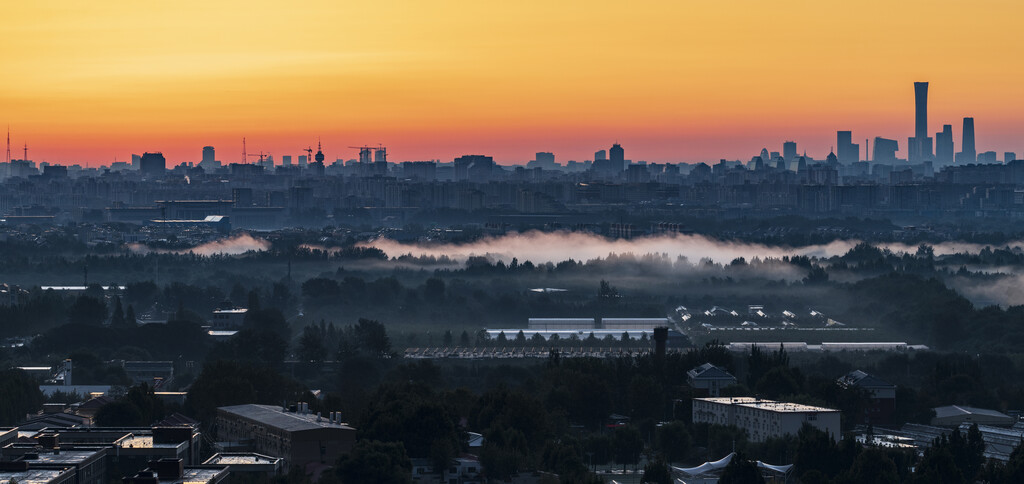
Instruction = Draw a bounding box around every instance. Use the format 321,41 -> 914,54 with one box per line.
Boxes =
3,1 -> 1023,165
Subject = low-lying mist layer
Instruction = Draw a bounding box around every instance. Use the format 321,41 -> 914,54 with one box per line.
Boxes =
360,230 -> 1024,265
128,233 -> 270,256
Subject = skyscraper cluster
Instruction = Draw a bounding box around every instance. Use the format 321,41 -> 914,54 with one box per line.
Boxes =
829,82 -> 985,166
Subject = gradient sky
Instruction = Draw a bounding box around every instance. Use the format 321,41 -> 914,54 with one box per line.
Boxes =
2,0 -> 1023,166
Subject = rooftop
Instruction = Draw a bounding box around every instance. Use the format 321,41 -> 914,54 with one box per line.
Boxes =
203,453 -> 282,466
697,397 -> 839,413
934,405 -> 1012,420
22,449 -> 105,465
688,363 -> 736,380
838,370 -> 895,390
218,404 -> 354,432
159,468 -> 226,484
0,469 -> 71,484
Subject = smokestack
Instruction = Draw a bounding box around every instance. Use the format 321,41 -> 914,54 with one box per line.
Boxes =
653,327 -> 668,358
64,359 -> 73,386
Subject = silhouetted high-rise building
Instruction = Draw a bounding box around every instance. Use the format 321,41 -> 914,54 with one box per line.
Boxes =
139,152 -> 166,177
783,141 -> 797,162
837,131 -> 860,164
935,125 -> 954,166
594,144 -> 624,175
454,154 -> 495,181
978,151 -> 998,164
873,137 -> 899,164
199,146 -> 220,169
298,155 -> 308,166
1005,152 -> 1017,163
957,117 -> 976,164
609,143 -> 624,166
594,149 -> 607,161
282,155 -> 293,166
909,82 -> 933,162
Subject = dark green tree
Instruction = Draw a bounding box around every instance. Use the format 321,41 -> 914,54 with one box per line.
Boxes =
68,295 -> 107,326
110,297 -> 126,327
0,370 -> 45,425
718,452 -> 765,484
125,305 -> 137,326
334,440 -> 411,484
641,458 -> 673,484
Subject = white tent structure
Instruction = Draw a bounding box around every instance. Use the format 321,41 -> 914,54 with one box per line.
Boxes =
671,452 -> 793,483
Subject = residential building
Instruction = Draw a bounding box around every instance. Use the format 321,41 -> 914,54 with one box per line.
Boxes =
687,363 -> 738,397
692,397 -> 841,442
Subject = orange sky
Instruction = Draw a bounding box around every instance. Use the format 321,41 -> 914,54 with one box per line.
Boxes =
2,0 -> 1023,165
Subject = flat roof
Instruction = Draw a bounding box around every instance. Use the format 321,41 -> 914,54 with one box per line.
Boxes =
207,330 -> 238,337
118,435 -> 181,450
218,404 -> 355,432
204,453 -> 282,465
0,469 -> 71,484
696,397 -> 838,414
159,467 -> 226,484
24,449 -> 105,464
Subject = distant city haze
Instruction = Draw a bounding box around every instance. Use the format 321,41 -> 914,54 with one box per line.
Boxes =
3,1 -> 1024,165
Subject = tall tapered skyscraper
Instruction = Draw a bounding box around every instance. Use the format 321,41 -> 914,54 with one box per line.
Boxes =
908,82 -> 933,162
957,117 -> 976,164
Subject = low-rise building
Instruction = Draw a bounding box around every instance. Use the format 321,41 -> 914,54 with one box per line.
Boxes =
215,404 -> 355,470
837,370 -> 897,424
0,467 -> 76,484
932,405 -> 1015,427
122,361 -> 175,388
210,308 -> 247,329
202,453 -> 282,477
122,458 -> 227,484
692,397 -> 841,442
687,363 -> 737,397
0,448 -> 107,484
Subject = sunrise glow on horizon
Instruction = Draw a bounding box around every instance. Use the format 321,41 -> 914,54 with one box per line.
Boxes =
3,0 -> 1023,166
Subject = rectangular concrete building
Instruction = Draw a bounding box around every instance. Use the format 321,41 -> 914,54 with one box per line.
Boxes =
601,318 -> 670,331
527,318 -> 595,330
216,405 -> 355,470
692,397 -> 840,442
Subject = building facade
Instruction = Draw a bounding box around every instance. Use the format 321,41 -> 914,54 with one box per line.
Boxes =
692,397 -> 841,442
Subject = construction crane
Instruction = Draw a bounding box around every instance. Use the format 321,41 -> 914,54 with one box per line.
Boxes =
246,151 -> 270,164
348,146 -> 375,164
304,147 -> 313,163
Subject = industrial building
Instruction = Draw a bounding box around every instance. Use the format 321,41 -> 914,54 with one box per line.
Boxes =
215,404 -> 356,469
692,397 -> 841,442
601,318 -> 670,331
931,405 -> 1015,427
526,318 -> 595,330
